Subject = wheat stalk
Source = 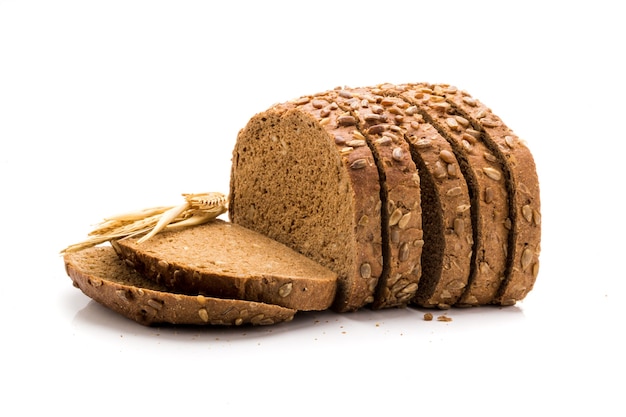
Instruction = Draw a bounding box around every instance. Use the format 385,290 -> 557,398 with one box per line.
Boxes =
61,192 -> 228,254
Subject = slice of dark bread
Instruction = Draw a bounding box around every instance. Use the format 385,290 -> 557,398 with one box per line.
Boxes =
371,88 -> 474,308
229,93 -> 383,312
64,246 -> 297,326
112,220 -> 338,311
330,87 -> 423,309
385,83 -> 510,307
440,85 -> 541,305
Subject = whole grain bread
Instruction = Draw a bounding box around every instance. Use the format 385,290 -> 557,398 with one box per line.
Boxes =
113,220 -> 338,311
229,93 -> 383,312
64,81 -> 541,322
440,85 -> 541,305
330,87 -> 423,309
368,89 -> 473,308
64,246 -> 297,326
384,83 -> 510,307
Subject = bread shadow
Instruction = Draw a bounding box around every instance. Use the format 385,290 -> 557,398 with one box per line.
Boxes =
71,290 -> 526,343
71,295 -> 330,342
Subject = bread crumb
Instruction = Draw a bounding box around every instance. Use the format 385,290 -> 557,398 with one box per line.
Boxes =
437,315 -> 452,322
423,312 -> 433,321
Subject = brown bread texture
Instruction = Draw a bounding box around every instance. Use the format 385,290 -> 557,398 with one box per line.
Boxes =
64,246 -> 297,326
440,85 -> 541,305
330,87 -> 423,309
112,220 -> 338,311
229,92 -> 382,312
383,83 -> 510,307
369,90 -> 473,308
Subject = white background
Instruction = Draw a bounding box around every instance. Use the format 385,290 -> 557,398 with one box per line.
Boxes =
1,1 -> 624,415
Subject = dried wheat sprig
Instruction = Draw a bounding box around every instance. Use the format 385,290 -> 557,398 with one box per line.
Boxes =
61,192 -> 228,254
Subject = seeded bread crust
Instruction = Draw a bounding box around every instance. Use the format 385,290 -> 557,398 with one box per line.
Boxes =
113,220 -> 338,311
385,83 -> 510,307
64,246 -> 297,326
371,90 -> 473,308
441,86 -> 541,305
329,87 -> 423,309
229,98 -> 382,312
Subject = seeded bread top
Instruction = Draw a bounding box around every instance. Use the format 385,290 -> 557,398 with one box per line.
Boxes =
320,87 -> 423,309
229,98 -> 382,312
64,246 -> 297,326
370,89 -> 473,308
440,85 -> 541,305
387,83 -> 510,307
113,220 -> 338,311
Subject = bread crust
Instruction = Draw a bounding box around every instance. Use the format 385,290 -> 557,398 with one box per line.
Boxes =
384,83 -> 510,306
318,87 -> 423,309
440,85 -> 541,305
64,246 -> 297,326
373,86 -> 473,308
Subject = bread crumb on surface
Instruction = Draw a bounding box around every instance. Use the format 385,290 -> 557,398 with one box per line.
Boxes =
437,315 -> 452,322
423,312 -> 433,321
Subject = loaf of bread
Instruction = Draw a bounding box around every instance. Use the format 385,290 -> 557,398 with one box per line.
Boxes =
64,246 -> 297,326
63,81 -> 541,326
230,83 -> 541,311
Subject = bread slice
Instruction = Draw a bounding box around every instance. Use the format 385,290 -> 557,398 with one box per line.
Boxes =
372,87 -> 474,308
384,83 -> 510,307
440,85 -> 541,305
229,93 -> 383,312
112,220 -> 338,311
328,87 -> 423,309
64,246 -> 297,326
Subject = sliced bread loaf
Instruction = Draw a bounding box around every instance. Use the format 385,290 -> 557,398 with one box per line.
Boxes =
112,220 -> 338,311
440,85 -> 541,305
229,93 -> 383,312
64,246 -> 297,326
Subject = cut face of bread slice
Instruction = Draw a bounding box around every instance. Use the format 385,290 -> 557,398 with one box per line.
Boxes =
112,220 -> 338,311
64,246 -> 297,326
229,96 -> 382,312
440,85 -> 541,305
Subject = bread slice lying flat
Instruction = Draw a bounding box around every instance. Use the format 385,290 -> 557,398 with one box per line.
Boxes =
64,246 -> 297,326
113,220 -> 338,311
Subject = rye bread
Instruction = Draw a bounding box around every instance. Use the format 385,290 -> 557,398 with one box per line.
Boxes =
64,246 -> 297,326
383,83 -> 510,307
330,87 -> 423,309
440,85 -> 541,305
229,100 -> 382,312
368,89 -> 473,308
113,220 -> 338,311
